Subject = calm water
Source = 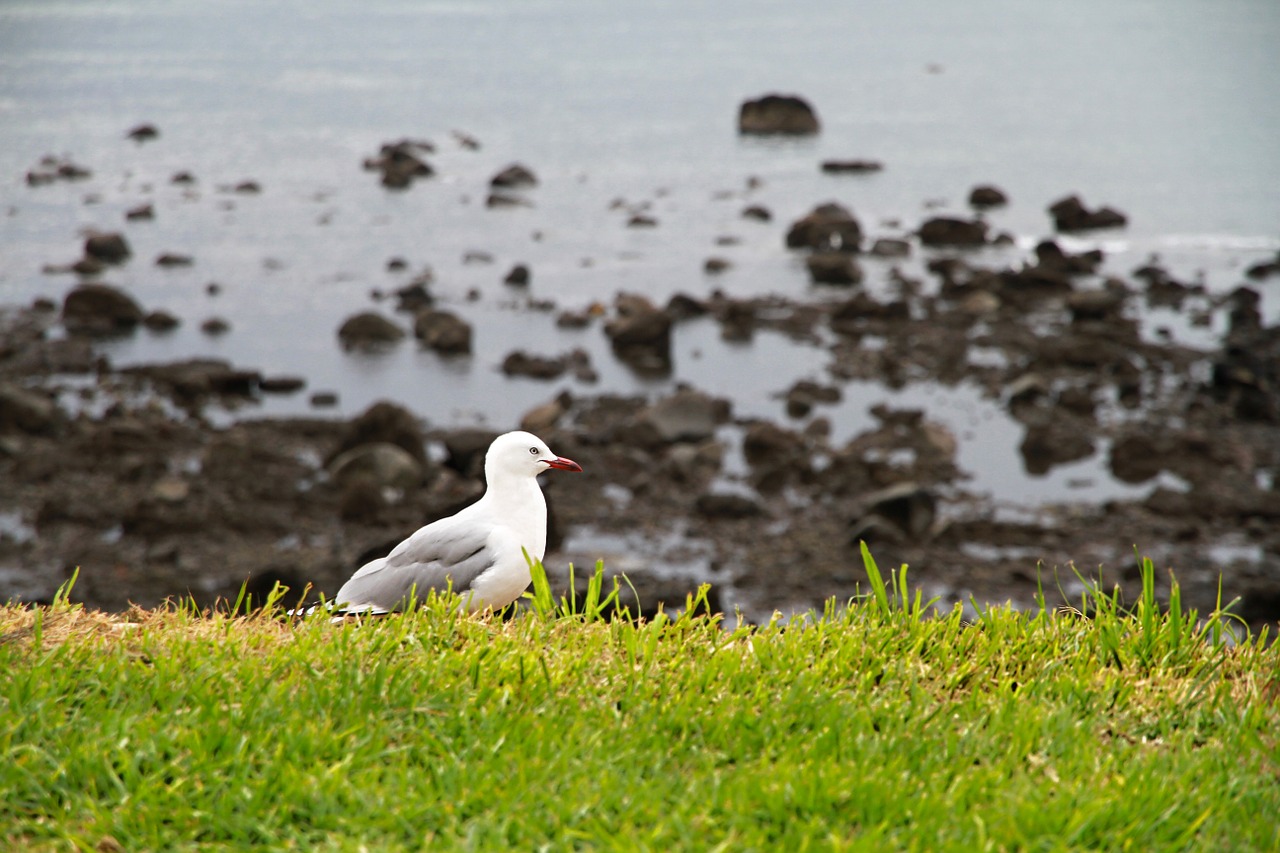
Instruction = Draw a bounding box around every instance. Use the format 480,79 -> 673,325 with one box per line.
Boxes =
2,0 -> 1278,505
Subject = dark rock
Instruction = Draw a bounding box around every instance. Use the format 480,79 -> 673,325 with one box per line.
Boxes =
1066,289 -> 1127,323
1244,252 -> 1280,281
869,238 -> 910,258
487,193 -> 532,209
200,317 -> 230,336
850,483 -> 937,543
232,180 -> 261,194
327,442 -> 424,491
503,264 -> 531,286
386,257 -> 409,272
968,185 -> 1008,208
414,310 -> 472,355
0,384 -> 59,435
125,203 -> 154,221
666,293 -> 709,319
830,292 -> 909,327
738,93 -> 820,135
61,283 -> 144,334
784,380 -> 841,418
363,140 -> 435,189
806,252 -> 863,285
329,401 -> 427,468
26,155 -> 91,185
604,297 -> 672,374
84,232 -> 132,264
442,428 -> 500,478
821,159 -> 883,174
703,257 -> 731,275
1048,194 -> 1127,232
490,164 -> 538,189
918,216 -> 988,247
502,351 -> 568,380
627,214 -> 658,228
338,311 -> 405,350
631,388 -> 730,446
122,359 -> 260,402
142,310 -> 180,331
1035,240 -> 1103,275
310,392 -> 339,408
259,376 -> 306,394
1019,423 -> 1095,475
741,205 -> 772,222
695,491 -> 763,519
126,123 -> 159,141
785,203 -> 862,252
155,253 -> 193,267
171,171 -> 196,185
742,421 -> 805,468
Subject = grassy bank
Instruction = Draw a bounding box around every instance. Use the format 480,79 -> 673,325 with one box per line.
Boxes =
2,551 -> 1278,851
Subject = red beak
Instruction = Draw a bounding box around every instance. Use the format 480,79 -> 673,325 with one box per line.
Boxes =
546,456 -> 583,473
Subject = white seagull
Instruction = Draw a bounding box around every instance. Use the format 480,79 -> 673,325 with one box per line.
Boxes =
331,430 -> 582,615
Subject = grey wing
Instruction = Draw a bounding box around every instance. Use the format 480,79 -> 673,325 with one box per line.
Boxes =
333,518 -> 497,612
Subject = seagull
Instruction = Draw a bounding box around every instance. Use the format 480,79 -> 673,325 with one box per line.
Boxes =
331,430 -> 582,615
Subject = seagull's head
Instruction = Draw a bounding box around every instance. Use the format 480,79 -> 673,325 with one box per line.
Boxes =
488,430 -> 583,481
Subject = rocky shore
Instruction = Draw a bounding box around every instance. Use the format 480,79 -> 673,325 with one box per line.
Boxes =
3,106 -> 1279,629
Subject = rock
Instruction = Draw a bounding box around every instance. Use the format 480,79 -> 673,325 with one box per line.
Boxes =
200,317 -> 230,336
0,384 -> 59,435
604,297 -> 672,374
327,442 -> 424,491
329,401 -> 427,468
232,180 -> 261,194
83,232 -> 132,264
487,193 -> 532,208
503,264 -> 531,286
414,309 -> 472,355
122,359 -> 261,402
918,216 -> 988,247
26,154 -> 91,185
703,257 -> 731,274
784,380 -> 841,418
1066,289 -> 1126,323
442,428 -> 500,477
742,421 -> 805,469
142,310 -> 180,331
125,203 -> 154,221
490,164 -> 538,188
502,350 -> 568,380
695,491 -> 763,519
805,252 -> 864,285
627,214 -> 658,228
126,123 -> 159,142
62,283 -> 144,334
337,312 -> 405,350
666,293 -> 709,319
849,483 -> 937,542
171,171 -> 196,185
310,392 -> 339,408
821,159 -> 883,174
738,93 -> 820,135
968,184 -> 1008,208
1244,252 -> 1280,281
363,140 -> 435,189
741,205 -> 772,222
1019,423 -> 1095,475
155,253 -> 193,267
785,202 -> 862,252
1048,194 -> 1128,232
633,388 -> 730,446
259,376 -> 306,394
1035,240 -> 1103,275
521,393 -> 571,434
869,238 -> 910,258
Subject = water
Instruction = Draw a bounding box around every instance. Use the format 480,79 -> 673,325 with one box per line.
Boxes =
2,0 -> 1278,506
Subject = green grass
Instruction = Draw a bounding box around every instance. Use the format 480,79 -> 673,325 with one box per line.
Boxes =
2,550 -> 1278,851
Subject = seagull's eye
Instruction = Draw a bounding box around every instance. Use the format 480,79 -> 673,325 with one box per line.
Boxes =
529,446 -> 539,456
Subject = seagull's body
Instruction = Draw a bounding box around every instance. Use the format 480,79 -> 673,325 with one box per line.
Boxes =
332,430 -> 581,614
